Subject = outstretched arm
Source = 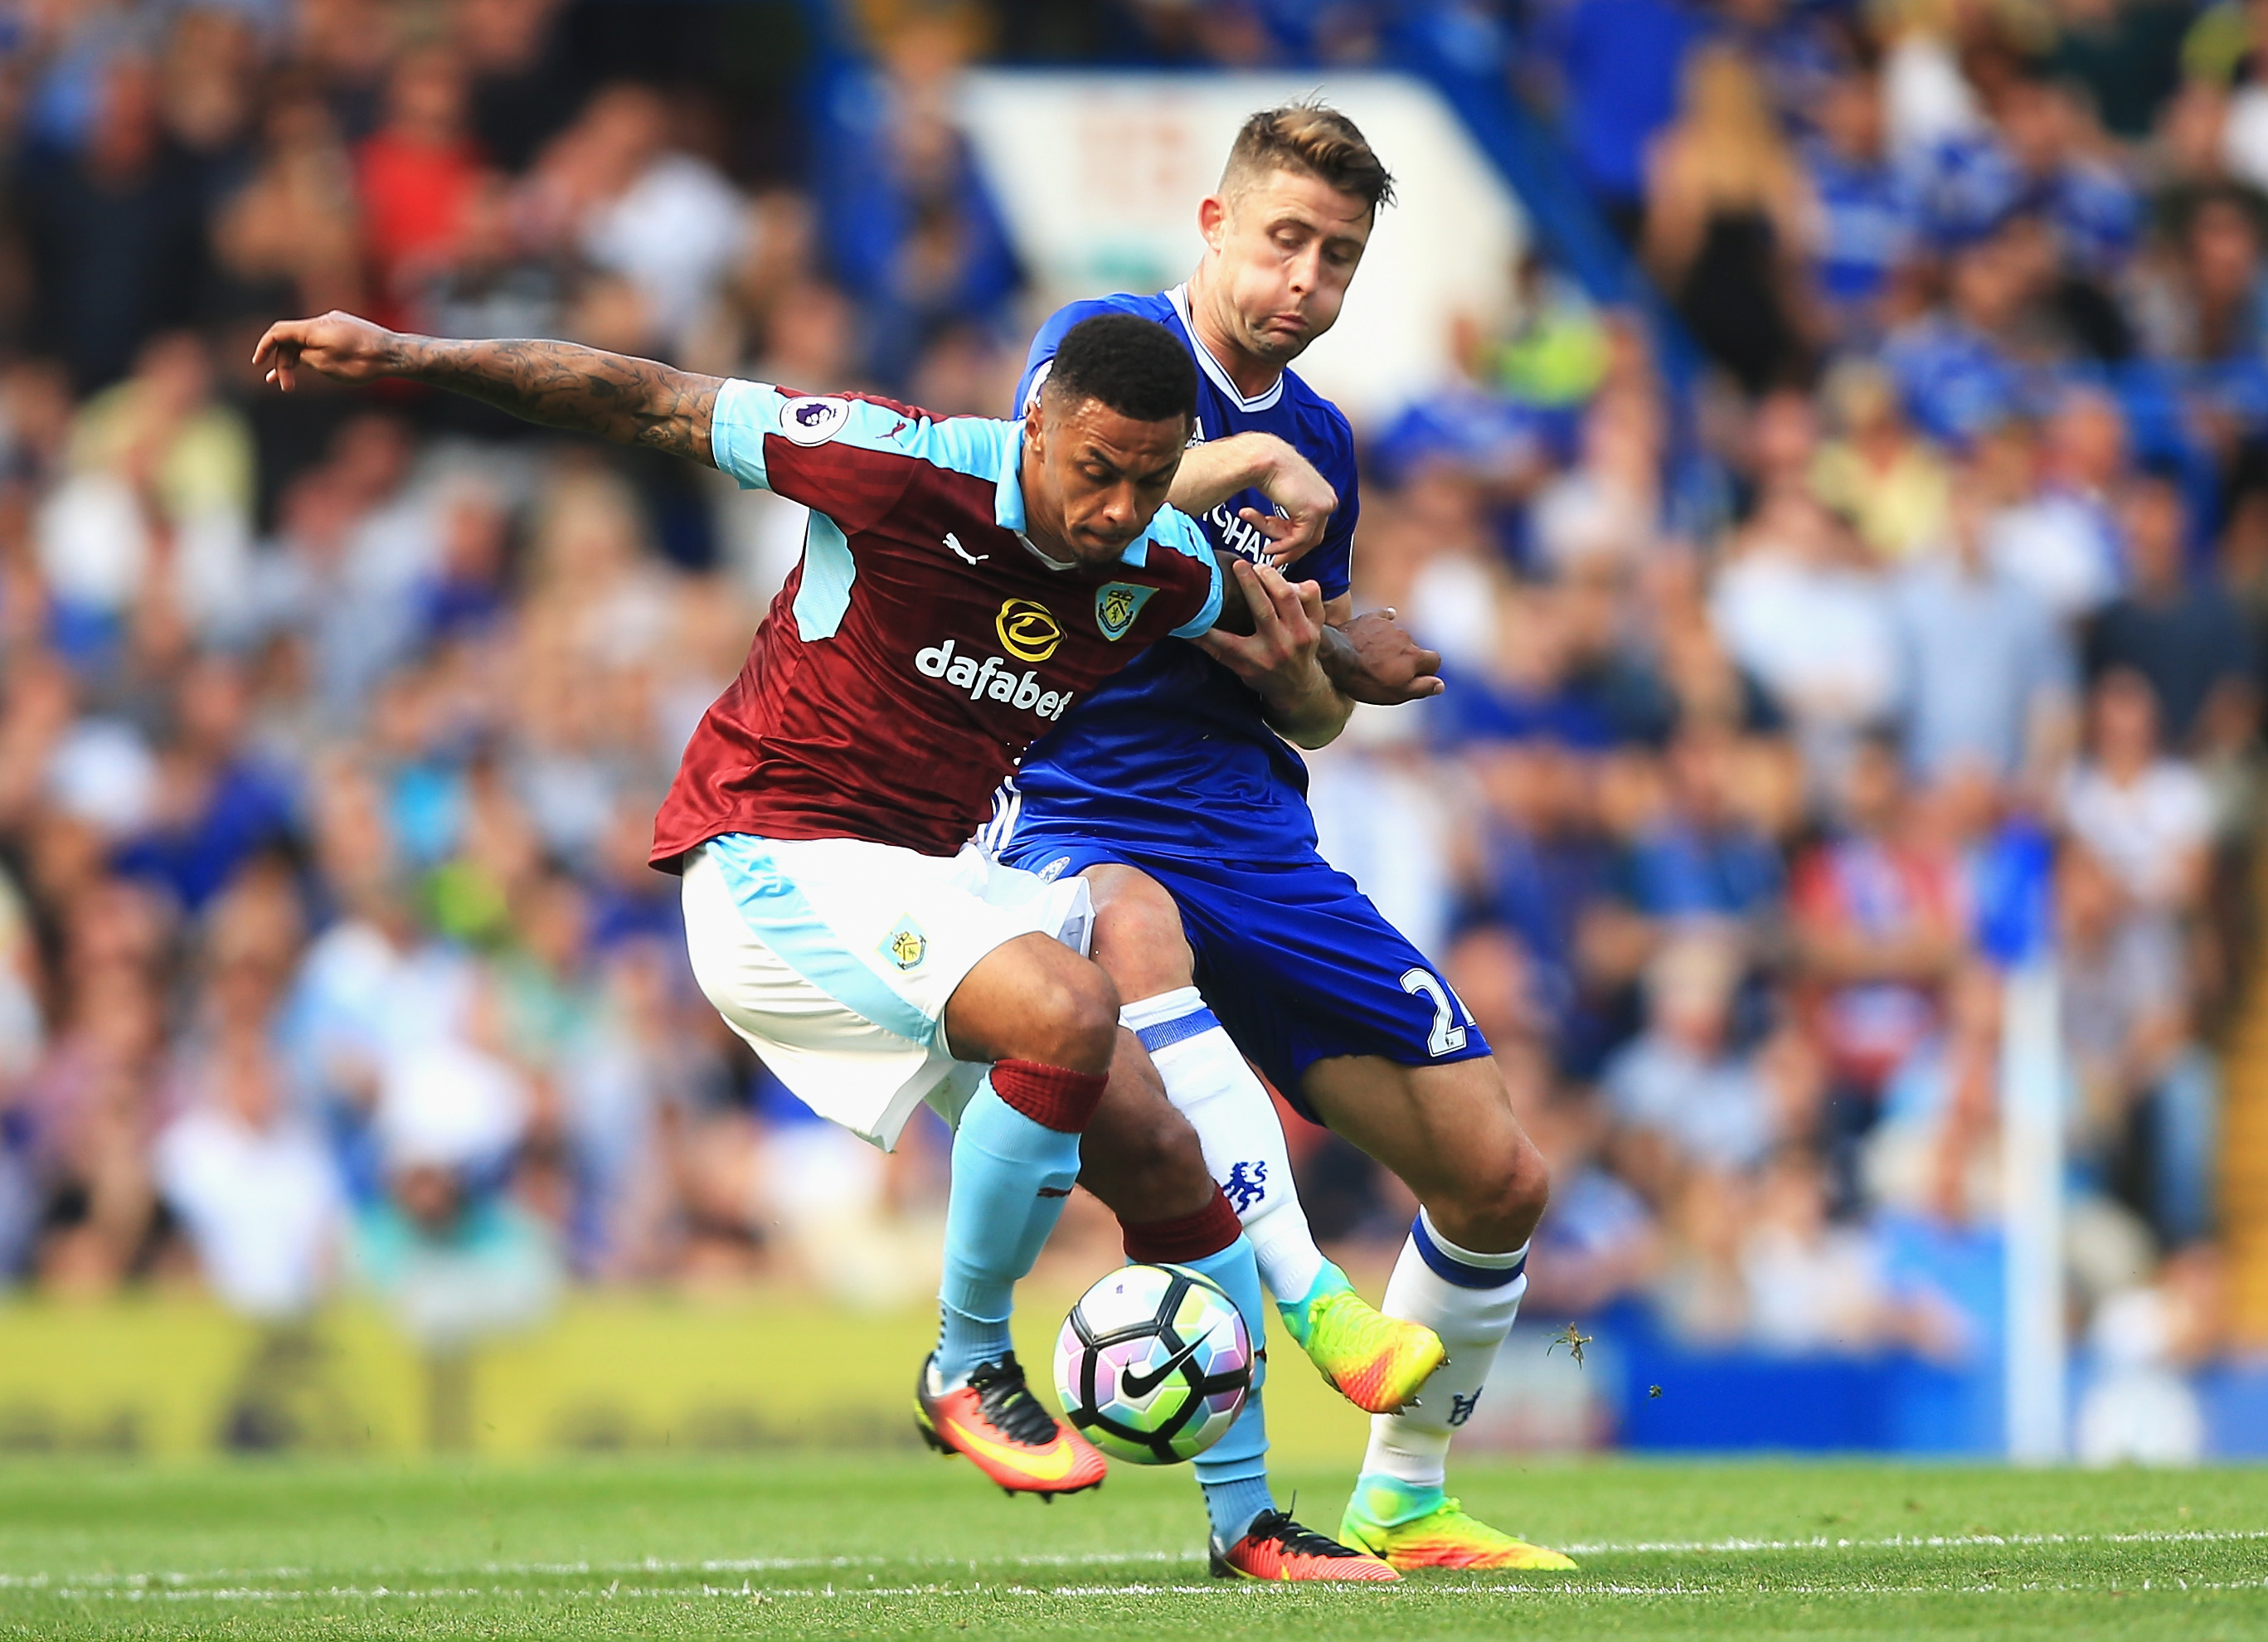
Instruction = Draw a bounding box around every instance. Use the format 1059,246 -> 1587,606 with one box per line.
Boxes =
254,311 -> 725,464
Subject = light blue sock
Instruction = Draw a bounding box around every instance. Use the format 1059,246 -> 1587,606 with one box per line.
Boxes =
1202,1467 -> 1275,1546
1182,1235 -> 1275,1543
935,1076 -> 1081,1386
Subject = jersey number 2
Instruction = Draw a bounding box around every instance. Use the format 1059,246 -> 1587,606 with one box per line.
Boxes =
1400,969 -> 1469,1057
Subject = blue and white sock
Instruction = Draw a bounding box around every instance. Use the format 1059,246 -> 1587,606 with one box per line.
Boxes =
1357,1210 -> 1529,1498
1120,987 -> 1328,1305
935,1074 -> 1083,1387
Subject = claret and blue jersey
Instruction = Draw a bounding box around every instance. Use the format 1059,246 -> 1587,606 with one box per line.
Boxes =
650,378 -> 1222,868
988,289 -> 1492,1105
999,286 -> 1360,860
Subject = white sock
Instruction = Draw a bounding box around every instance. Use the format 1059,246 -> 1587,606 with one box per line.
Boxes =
1119,987 -> 1328,1304
1360,1209 -> 1529,1490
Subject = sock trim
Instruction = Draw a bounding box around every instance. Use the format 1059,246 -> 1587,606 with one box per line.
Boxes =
1133,1008 -> 1222,1056
1122,1191 -> 1242,1263
1411,1212 -> 1528,1290
1119,985 -> 1204,1033
989,1059 -> 1108,1134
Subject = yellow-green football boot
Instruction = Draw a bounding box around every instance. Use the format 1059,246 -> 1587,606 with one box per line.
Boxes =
1340,1474 -> 1579,1572
1278,1266 -> 1446,1415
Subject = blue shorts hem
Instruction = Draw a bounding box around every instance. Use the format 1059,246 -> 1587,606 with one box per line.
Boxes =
994,829 -> 1492,1114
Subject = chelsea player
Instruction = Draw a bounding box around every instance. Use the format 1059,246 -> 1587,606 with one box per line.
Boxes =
988,106 -> 1576,1572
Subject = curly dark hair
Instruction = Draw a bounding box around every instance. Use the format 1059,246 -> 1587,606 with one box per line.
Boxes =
1042,313 -> 1197,426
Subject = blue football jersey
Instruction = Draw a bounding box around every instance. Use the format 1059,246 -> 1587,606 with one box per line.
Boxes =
1002,286 -> 1359,859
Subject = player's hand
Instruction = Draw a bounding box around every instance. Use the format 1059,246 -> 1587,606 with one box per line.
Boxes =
252,311 -> 400,391
1329,608 -> 1446,705
1245,440 -> 1338,567
1240,507 -> 1308,570
1196,557 -> 1328,699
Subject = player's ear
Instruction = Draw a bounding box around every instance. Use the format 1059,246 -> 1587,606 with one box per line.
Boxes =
1024,391 -> 1048,458
1198,192 -> 1229,250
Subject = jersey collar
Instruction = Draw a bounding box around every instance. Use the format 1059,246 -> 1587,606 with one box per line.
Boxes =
996,426 -> 1153,570
1167,284 -> 1285,414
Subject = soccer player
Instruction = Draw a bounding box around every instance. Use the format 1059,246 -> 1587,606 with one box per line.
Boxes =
251,307 -> 1321,1509
987,106 -> 1579,1571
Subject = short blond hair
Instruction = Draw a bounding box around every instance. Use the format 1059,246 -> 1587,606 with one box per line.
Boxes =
1221,103 -> 1395,214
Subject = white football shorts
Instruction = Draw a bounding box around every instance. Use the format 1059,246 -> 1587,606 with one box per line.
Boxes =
679,833 -> 1094,1150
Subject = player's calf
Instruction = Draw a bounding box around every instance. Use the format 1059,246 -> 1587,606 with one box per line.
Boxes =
1304,1054 -> 1549,1257
1076,1030 -> 1222,1220
1078,866 -> 1446,1412
922,935 -> 1121,1499
1425,1126 -> 1550,1254
1302,1055 -> 1565,1557
1061,1032 -> 1298,1546
1105,983 -> 1445,1415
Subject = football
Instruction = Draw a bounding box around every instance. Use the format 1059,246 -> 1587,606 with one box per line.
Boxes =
1052,1263 -> 1254,1465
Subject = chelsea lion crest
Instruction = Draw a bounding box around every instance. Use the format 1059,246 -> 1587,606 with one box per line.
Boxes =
1094,581 -> 1155,641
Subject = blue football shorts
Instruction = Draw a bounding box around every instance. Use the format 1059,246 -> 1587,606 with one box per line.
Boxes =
994,833 -> 1493,1119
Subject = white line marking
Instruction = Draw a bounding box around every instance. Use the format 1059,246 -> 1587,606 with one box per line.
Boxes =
1558,1527 -> 2268,1556
27,1574 -> 2268,1605
8,1524 -> 2266,1598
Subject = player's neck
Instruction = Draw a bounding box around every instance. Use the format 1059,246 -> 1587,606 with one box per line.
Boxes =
1183,269 -> 1285,402
1014,445 -> 1080,570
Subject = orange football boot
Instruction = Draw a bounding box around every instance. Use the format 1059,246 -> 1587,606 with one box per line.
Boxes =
1211,1510 -> 1401,1582
914,1353 -> 1107,1500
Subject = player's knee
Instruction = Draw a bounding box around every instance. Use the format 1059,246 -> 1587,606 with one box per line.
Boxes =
1438,1129 -> 1550,1252
1036,958 -> 1121,1074
1086,867 -> 1194,997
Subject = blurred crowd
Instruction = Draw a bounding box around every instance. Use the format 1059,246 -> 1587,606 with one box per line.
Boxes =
1303,0 -> 2260,1439
0,0 -> 2253,1451
0,0 -> 1008,1344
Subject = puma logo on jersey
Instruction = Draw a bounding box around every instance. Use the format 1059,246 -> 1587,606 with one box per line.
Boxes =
945,532 -> 986,565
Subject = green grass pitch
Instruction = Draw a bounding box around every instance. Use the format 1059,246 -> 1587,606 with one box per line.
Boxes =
1,1455 -> 2263,1640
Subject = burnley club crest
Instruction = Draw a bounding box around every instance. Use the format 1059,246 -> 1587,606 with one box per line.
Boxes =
1094,581 -> 1155,641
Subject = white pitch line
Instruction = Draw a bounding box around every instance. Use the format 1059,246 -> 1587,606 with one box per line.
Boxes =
28,1574 -> 2268,1605
1557,1527 -> 2268,1556
7,1524 -> 2265,1597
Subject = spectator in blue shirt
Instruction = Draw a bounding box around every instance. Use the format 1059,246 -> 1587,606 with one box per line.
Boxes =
1918,73 -> 2139,281
809,25 -> 1022,388
2136,187 -> 2268,447
1890,470 -> 2078,785
2086,469 -> 2261,751
1549,0 -> 1706,238
1802,64 -> 1925,347
1608,725 -> 1787,928
113,654 -> 299,916
1882,227 -> 2032,446
1914,70 -> 2139,362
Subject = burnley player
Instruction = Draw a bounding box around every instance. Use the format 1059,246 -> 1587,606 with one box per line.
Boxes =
252,309 -> 1330,1515
987,106 -> 1576,1571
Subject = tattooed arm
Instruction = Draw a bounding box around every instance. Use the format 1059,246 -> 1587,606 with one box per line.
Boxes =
253,311 -> 724,464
